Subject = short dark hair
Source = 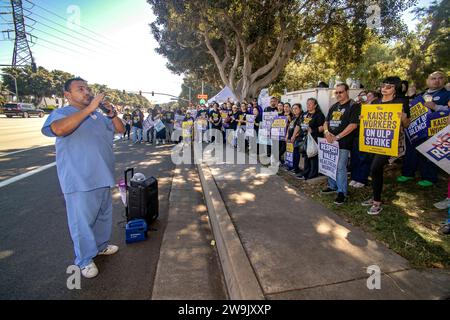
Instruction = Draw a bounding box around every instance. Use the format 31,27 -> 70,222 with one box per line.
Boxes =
382,76 -> 402,95
336,83 -> 349,91
64,77 -> 86,92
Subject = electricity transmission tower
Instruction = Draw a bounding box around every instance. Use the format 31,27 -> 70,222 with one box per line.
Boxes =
1,0 -> 36,69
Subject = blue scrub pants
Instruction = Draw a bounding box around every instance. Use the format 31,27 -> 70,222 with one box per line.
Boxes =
64,187 -> 112,268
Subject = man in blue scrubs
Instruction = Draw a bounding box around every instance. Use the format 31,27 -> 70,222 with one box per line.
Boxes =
42,77 -> 125,278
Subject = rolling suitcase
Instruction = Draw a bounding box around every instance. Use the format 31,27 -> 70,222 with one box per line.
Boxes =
124,168 -> 159,225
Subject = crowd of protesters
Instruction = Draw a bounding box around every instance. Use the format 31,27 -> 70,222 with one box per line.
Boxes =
117,71 -> 449,233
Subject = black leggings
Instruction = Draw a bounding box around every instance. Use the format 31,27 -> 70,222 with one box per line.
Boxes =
123,124 -> 131,139
370,155 -> 389,202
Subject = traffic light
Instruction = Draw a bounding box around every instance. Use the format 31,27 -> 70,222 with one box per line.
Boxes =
123,90 -> 126,94
152,91 -> 154,96
139,90 -> 142,96
31,62 -> 37,73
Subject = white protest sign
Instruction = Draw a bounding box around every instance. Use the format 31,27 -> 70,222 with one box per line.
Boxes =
318,138 -> 339,181
416,125 -> 450,175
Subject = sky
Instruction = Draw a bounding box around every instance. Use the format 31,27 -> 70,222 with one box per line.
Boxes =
0,0 -> 184,103
0,0 -> 435,103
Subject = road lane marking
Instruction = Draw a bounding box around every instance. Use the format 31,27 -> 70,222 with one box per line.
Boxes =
0,135 -> 120,157
0,144 -> 55,157
0,162 -> 56,189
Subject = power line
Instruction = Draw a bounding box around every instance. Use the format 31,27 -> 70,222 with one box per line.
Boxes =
23,14 -> 117,52
32,26 -> 111,56
33,35 -> 95,58
22,7 -> 120,51
23,0 -> 121,46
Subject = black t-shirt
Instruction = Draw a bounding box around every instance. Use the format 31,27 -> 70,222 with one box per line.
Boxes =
301,111 -> 325,141
197,108 -> 208,119
163,111 -> 175,124
209,110 -> 222,127
238,112 -> 246,124
326,100 -> 360,150
132,112 -> 143,128
122,113 -> 132,123
287,116 -> 301,141
253,113 -> 262,131
264,106 -> 277,112
229,111 -> 241,130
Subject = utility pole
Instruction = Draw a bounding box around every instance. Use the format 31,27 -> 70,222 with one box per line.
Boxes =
181,83 -> 193,105
2,73 -> 18,101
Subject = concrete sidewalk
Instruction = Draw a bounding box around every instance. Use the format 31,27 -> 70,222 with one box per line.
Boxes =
152,164 -> 226,299
198,151 -> 450,300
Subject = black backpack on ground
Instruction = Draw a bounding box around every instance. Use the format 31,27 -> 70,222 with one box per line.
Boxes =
124,168 -> 159,225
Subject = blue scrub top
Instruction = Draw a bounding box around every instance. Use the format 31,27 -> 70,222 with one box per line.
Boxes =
42,106 -> 116,194
423,88 -> 450,112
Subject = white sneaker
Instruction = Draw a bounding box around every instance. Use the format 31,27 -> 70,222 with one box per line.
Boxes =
98,244 -> 119,256
81,262 -> 99,278
354,182 -> 365,188
349,180 -> 356,187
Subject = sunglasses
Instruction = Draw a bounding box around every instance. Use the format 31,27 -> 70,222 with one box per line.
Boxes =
335,91 -> 345,94
381,83 -> 395,89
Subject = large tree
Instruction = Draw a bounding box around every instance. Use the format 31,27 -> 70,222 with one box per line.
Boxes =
149,0 -> 415,100
398,0 -> 449,89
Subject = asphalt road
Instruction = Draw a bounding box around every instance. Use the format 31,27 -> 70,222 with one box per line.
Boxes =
0,115 -> 177,299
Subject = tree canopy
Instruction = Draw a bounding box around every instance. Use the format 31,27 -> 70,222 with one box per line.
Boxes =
1,66 -> 151,108
271,0 -> 449,94
149,0 -> 416,100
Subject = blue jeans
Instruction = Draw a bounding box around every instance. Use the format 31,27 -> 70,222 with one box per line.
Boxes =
328,149 -> 350,195
133,126 -> 143,143
64,188 -> 112,268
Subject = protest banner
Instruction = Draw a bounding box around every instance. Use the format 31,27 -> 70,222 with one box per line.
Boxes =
259,111 -> 278,145
154,119 -> 165,133
143,117 -> 154,132
196,118 -> 208,131
427,110 -> 450,137
318,138 -> 339,181
416,125 -> 450,174
245,114 -> 256,137
182,120 -> 193,142
189,109 -> 197,119
285,142 -> 294,168
406,96 -> 430,142
174,114 -> 184,130
271,116 -> 287,141
359,104 -> 402,156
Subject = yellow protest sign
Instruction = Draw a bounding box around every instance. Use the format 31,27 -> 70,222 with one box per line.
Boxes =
286,142 -> 294,153
410,100 -> 428,120
359,104 -> 402,156
428,111 -> 449,136
272,118 -> 287,128
182,121 -> 193,139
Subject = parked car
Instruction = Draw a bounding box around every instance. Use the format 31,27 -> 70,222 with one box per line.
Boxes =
3,103 -> 45,118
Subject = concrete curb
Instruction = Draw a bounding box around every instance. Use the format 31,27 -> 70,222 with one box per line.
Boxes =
196,162 -> 265,300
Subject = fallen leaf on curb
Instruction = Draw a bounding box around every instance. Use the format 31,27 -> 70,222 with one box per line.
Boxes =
210,240 -> 216,246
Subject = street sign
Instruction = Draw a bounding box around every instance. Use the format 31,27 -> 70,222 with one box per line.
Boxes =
197,94 -> 208,99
